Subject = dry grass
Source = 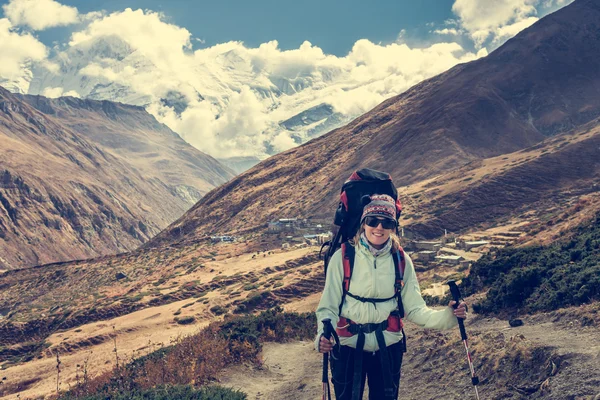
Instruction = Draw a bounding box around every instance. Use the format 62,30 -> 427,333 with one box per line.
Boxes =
57,308 -> 314,399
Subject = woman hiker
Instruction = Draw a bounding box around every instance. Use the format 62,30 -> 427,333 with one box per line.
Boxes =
315,194 -> 468,400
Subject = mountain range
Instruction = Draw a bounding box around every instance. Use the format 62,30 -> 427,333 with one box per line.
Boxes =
0,28 -> 481,171
148,0 -> 600,247
0,88 -> 234,270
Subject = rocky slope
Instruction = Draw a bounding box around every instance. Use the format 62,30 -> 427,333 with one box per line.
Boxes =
18,94 -> 234,200
0,88 -> 233,269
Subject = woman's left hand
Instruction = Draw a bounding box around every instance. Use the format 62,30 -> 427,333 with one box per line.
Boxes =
449,301 -> 468,319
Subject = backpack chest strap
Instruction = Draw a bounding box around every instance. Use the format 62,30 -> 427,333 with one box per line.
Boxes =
346,291 -> 398,307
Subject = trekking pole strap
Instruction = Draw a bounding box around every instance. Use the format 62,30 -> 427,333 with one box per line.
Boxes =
352,332 -> 365,400
375,327 -> 396,398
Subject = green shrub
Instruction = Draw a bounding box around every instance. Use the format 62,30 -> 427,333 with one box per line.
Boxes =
61,384 -> 245,399
176,316 -> 196,325
233,291 -> 271,314
462,213 -> 600,314
218,307 -> 315,360
210,305 -> 227,315
242,283 -> 258,291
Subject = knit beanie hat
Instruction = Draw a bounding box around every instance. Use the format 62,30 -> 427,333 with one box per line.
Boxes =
360,194 -> 397,222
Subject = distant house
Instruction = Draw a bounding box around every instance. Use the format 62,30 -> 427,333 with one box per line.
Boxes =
268,222 -> 283,233
316,233 -> 332,244
416,250 -> 436,262
435,255 -> 463,265
210,235 -> 236,243
279,218 -> 297,226
304,232 -> 332,245
268,218 -> 297,232
414,241 -> 443,251
464,240 -> 489,250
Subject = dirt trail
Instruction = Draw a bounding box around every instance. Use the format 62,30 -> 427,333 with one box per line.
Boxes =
472,316 -> 600,358
221,299 -> 600,400
219,341 -> 323,400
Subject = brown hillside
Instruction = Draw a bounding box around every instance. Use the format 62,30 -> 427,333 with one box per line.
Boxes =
146,0 -> 600,248
0,89 -> 233,269
18,95 -> 234,198
408,118 -> 600,237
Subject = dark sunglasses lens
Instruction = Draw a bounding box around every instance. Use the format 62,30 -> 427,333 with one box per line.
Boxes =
365,217 -> 396,229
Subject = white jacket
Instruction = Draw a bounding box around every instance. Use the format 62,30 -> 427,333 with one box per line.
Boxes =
315,242 -> 458,352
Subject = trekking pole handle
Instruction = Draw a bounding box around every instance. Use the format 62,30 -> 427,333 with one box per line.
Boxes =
322,318 -> 333,341
447,280 -> 468,341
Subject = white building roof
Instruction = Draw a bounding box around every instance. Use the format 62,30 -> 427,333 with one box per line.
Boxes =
465,240 -> 489,245
435,255 -> 463,260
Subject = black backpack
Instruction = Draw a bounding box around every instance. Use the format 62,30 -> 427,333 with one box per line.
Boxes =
321,168 -> 402,274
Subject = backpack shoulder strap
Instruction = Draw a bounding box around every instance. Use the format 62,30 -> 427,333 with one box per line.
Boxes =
392,246 -> 406,318
393,246 -> 406,278
338,242 -> 355,315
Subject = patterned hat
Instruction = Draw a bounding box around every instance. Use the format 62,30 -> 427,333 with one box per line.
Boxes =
360,194 -> 396,222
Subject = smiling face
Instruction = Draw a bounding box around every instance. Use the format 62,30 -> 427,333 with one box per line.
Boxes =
363,219 -> 393,248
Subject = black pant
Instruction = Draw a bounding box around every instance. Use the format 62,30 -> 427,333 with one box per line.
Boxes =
330,341 -> 403,400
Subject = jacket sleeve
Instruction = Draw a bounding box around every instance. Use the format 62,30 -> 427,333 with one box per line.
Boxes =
314,248 -> 344,351
401,252 -> 458,330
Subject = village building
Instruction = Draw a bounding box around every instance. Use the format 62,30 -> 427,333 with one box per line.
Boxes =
416,250 -> 437,263
414,241 -> 443,251
268,221 -> 283,233
435,255 -> 464,265
304,233 -> 332,245
463,240 -> 489,250
210,235 -> 236,243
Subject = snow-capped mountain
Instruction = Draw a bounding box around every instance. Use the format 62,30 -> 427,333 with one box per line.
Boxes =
24,36 -> 357,171
13,33 -> 481,172
0,60 -> 33,94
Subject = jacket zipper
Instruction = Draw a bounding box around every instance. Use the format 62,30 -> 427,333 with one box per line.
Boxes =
373,257 -> 377,307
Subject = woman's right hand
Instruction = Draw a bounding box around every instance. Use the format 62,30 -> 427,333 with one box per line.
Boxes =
319,335 -> 335,353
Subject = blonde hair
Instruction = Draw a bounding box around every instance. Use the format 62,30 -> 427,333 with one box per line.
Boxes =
352,221 -> 401,251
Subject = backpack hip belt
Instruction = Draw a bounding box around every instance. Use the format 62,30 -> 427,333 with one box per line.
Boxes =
336,314 -> 403,337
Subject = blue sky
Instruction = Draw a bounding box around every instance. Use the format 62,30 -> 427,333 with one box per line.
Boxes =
1,0 -> 460,56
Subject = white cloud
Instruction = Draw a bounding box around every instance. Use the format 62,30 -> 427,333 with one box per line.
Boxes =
396,29 -> 407,42
63,89 -> 80,97
31,8 -> 486,159
0,18 -> 47,81
41,86 -> 64,97
450,0 -> 572,49
434,28 -> 460,35
491,16 -> 539,45
40,86 -> 80,98
2,0 -> 78,30
70,8 -> 192,72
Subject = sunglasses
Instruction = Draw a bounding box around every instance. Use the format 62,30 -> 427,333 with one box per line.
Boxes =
364,216 -> 397,230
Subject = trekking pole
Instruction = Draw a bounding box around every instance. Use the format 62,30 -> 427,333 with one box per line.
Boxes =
321,318 -> 334,400
447,280 -> 480,400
